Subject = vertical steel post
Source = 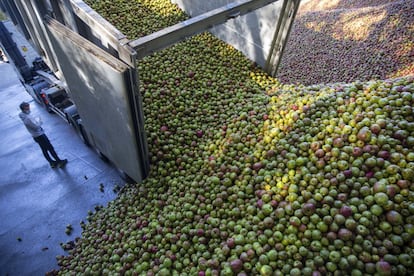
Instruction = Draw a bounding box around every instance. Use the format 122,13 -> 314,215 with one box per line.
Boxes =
265,0 -> 301,76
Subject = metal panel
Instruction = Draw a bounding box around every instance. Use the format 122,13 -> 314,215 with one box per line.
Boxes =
171,0 -> 283,74
265,0 -> 300,75
44,17 -> 149,183
50,0 -> 79,32
14,0 -> 60,72
129,0 -> 280,59
69,0 -> 134,66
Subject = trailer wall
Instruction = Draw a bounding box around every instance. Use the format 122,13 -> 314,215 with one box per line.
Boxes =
171,0 -> 283,69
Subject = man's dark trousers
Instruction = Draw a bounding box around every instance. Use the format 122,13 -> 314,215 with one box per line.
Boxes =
33,134 -> 60,164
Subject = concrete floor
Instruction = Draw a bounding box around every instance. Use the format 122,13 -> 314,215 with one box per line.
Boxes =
0,61 -> 125,275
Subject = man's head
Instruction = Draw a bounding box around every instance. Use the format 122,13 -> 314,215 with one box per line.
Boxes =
19,102 -> 30,113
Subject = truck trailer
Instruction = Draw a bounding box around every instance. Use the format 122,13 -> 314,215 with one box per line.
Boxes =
0,0 -> 300,183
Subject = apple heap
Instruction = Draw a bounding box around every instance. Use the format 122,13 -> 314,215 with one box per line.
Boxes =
55,0 -> 414,275
277,0 -> 414,85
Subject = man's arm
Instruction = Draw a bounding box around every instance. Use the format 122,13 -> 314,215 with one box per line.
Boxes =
23,116 -> 42,132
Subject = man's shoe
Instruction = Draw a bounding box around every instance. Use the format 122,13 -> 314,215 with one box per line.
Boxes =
57,159 -> 68,168
50,161 -> 58,168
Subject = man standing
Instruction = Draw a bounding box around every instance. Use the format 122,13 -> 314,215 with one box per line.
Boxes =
19,101 -> 67,168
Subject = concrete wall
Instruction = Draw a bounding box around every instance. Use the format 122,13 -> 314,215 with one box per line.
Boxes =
171,0 -> 283,68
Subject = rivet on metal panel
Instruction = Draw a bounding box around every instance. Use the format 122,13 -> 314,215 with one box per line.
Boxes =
228,11 -> 241,19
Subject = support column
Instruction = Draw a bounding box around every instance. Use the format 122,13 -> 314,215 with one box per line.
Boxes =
265,0 -> 301,76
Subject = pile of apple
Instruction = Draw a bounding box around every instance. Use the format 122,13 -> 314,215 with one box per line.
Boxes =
55,0 -> 414,275
277,0 -> 414,85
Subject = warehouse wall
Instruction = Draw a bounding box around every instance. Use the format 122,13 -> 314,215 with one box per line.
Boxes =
171,0 -> 283,68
